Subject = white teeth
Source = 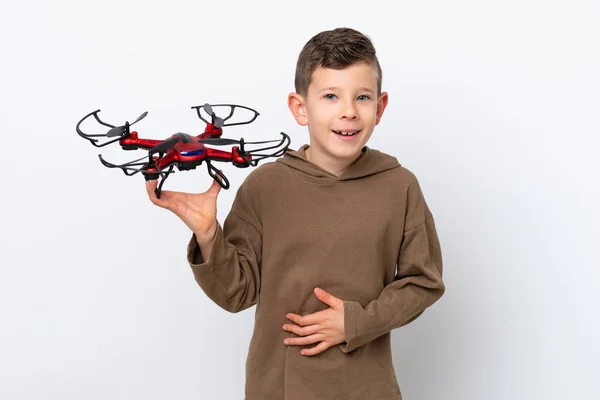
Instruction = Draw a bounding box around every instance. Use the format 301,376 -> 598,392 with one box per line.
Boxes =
334,130 -> 359,136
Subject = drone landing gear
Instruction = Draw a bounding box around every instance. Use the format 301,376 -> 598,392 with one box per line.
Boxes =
146,162 -> 228,198
145,165 -> 175,199
206,160 -> 230,190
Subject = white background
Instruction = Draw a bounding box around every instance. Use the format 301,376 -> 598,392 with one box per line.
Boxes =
1,0 -> 598,399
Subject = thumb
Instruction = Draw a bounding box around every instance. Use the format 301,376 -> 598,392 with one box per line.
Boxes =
205,174 -> 223,197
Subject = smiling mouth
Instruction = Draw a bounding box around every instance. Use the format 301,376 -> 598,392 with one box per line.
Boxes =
332,130 -> 361,136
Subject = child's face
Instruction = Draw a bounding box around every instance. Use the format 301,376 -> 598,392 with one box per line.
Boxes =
288,61 -> 388,164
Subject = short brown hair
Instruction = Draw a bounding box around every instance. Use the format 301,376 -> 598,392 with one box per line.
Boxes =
294,27 -> 382,96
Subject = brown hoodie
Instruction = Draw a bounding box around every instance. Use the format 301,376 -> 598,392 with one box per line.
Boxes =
186,144 -> 445,400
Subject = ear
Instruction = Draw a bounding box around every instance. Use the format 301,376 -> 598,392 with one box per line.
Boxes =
288,92 -> 308,126
375,91 -> 389,125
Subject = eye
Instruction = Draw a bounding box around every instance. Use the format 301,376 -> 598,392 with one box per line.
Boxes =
357,95 -> 370,101
324,93 -> 337,100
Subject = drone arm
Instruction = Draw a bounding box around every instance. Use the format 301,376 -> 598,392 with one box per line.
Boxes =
203,147 -> 251,167
118,132 -> 163,150
203,147 -> 235,161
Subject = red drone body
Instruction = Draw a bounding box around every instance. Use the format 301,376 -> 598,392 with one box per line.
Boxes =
76,103 -> 291,197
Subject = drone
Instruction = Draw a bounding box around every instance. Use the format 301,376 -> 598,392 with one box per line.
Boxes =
76,103 -> 291,198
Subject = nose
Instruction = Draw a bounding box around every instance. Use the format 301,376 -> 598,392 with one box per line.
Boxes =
339,99 -> 358,120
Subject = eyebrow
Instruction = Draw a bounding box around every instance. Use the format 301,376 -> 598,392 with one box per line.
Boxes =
318,86 -> 375,94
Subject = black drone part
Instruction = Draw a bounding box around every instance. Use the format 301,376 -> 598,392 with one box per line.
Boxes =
205,161 -> 230,190
237,132 -> 291,166
191,103 -> 260,128
98,152 -> 161,177
76,109 -> 148,148
202,103 -> 225,128
105,111 -> 148,137
148,132 -> 197,155
196,137 -> 242,146
149,136 -> 181,155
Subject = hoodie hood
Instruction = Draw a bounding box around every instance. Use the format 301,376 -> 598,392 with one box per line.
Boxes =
276,144 -> 401,182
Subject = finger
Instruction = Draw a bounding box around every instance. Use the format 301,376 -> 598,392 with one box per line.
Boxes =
283,323 -> 320,337
286,313 -> 321,327
205,174 -> 223,197
301,341 -> 331,356
314,288 -> 342,309
145,179 -> 157,197
145,180 -> 172,210
284,334 -> 323,347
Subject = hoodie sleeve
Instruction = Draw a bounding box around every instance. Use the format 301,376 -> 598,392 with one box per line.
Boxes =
186,173 -> 263,313
339,174 -> 445,353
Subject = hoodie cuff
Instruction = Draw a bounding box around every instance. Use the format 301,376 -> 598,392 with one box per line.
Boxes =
339,300 -> 360,353
186,223 -> 221,267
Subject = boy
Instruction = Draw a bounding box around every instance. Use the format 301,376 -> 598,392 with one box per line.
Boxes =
146,27 -> 445,400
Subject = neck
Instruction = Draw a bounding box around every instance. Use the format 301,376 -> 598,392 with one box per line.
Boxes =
305,147 -> 360,177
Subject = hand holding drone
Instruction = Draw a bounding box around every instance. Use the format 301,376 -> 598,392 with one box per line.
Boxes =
76,103 -> 291,198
